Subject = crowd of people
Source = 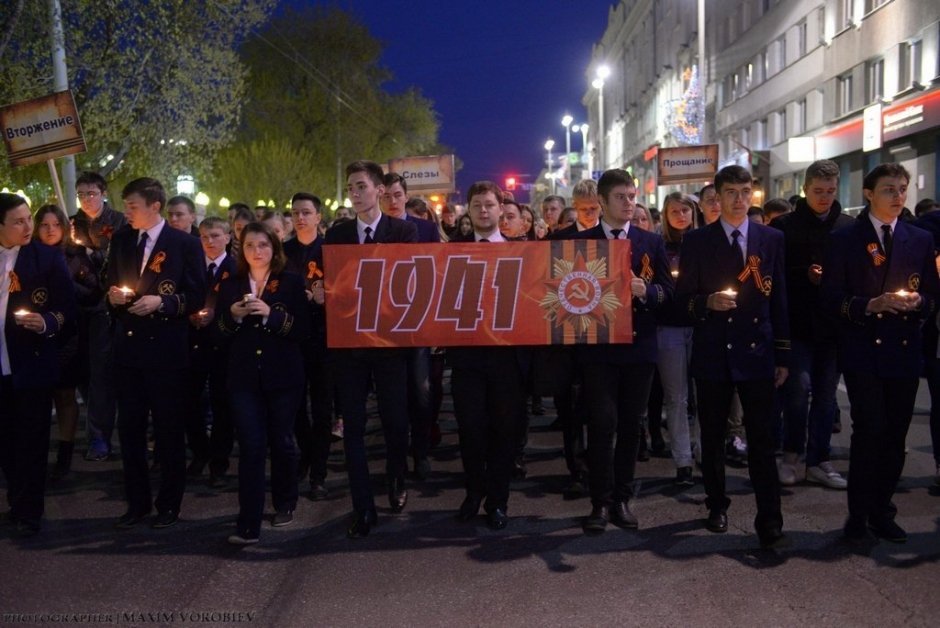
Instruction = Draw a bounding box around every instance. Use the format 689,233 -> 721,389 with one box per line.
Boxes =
0,157 -> 937,549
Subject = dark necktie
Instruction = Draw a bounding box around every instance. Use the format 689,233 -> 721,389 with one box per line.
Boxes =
136,232 -> 149,274
610,228 -> 623,239
363,226 -> 375,244
207,262 -> 217,284
731,229 -> 744,266
881,224 -> 893,258
479,237 -> 489,242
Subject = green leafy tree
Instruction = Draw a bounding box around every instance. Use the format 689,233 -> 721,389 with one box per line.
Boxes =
211,136 -> 319,210
0,0 -> 276,193
232,6 -> 445,201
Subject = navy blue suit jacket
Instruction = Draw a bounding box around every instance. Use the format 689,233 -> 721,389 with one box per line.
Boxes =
567,224 -> 673,365
4,242 -> 76,389
406,214 -> 441,244
324,214 -> 418,245
821,211 -> 939,378
676,221 -> 790,381
215,270 -> 310,392
189,254 -> 237,371
106,223 -> 206,370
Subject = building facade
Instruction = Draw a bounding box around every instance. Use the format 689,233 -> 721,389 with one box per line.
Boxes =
587,0 -> 940,208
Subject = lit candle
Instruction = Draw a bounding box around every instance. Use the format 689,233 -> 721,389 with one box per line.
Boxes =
119,286 -> 134,296
13,309 -> 30,319
670,270 -> 679,278
243,293 -> 254,304
895,289 -> 910,297
73,238 -> 83,246
723,288 -> 738,298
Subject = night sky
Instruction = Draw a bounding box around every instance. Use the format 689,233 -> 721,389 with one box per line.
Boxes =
306,0 -> 615,201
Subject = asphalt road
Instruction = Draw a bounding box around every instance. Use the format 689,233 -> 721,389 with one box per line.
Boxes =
2,379 -> 938,627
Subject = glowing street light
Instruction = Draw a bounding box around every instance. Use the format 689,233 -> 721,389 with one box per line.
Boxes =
592,64 -> 610,169
544,139 -> 556,195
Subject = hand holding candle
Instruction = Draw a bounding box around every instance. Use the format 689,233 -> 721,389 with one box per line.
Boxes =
13,309 -> 43,333
707,288 -> 738,311
109,285 -> 135,306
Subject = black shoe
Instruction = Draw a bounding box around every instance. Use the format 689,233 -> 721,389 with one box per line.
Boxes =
843,517 -> 877,546
759,528 -> 791,550
582,505 -> 609,535
487,508 -> 509,530
610,501 -> 638,529
50,441 -> 74,482
675,467 -> 694,487
869,519 -> 907,543
13,521 -> 40,538
562,477 -> 588,500
310,482 -> 329,501
512,458 -> 527,480
227,533 -> 260,546
456,495 -> 482,522
705,509 -> 728,533
115,509 -> 151,529
347,509 -> 377,538
388,477 -> 408,513
152,511 -> 179,529
186,458 -> 207,477
413,457 -> 431,481
271,511 -> 294,527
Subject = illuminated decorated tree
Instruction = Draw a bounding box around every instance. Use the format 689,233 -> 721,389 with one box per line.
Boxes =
664,65 -> 704,145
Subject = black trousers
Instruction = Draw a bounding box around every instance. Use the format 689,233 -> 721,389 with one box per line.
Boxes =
582,362 -> 655,507
696,378 -> 782,536
335,349 -> 409,513
0,377 -> 53,527
842,371 -> 918,524
406,347 -> 433,461
452,351 -> 526,512
116,367 -> 187,515
295,348 -> 334,484
184,359 -> 234,475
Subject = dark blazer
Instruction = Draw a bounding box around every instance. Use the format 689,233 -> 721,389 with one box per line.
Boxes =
283,235 -> 326,353
5,241 -> 76,389
547,223 -> 580,241
406,214 -> 441,244
189,254 -> 237,371
444,234 -> 531,376
676,220 -> 790,381
821,210 -> 939,378
324,213 -> 419,245
215,270 -> 310,392
105,222 -> 206,370
567,224 -> 673,365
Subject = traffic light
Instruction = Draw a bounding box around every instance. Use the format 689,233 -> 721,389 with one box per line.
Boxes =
506,176 -> 516,191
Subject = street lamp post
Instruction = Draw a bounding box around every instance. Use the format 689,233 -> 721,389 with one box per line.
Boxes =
544,139 -> 556,196
572,123 -> 590,175
561,114 -> 573,164
592,65 -> 610,170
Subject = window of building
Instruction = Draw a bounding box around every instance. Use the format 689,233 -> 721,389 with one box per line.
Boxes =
839,0 -> 854,29
745,63 -> 754,90
837,74 -> 853,115
865,0 -> 891,14
796,98 -> 806,134
797,21 -> 808,57
778,108 -> 787,142
756,118 -> 768,149
866,58 -> 884,103
899,40 -> 922,87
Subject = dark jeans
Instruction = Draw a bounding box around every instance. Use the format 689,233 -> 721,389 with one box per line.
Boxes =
0,378 -> 53,527
184,361 -> 234,475
407,347 -> 432,461
230,386 -> 302,538
924,357 -> 940,465
842,371 -> 918,524
781,339 -> 840,465
452,352 -> 526,512
295,349 -> 334,483
696,378 -> 782,536
335,349 -> 409,513
582,362 -> 655,507
116,367 -> 187,515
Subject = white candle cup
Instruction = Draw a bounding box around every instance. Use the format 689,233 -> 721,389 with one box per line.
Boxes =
243,293 -> 254,304
895,289 -> 910,297
670,270 -> 679,278
13,309 -> 30,320
722,288 -> 738,298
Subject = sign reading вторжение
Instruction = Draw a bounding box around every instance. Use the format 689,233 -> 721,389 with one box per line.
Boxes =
0,91 -> 86,167
386,154 -> 456,193
656,144 -> 719,186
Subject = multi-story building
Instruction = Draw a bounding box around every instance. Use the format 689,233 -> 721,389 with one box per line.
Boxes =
586,0 -> 940,209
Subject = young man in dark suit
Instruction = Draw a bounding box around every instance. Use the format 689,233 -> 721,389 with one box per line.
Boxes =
564,169 -> 673,534
0,193 -> 76,536
325,160 -> 418,538
184,217 -> 236,487
821,163 -> 939,544
447,181 -> 529,530
381,173 -> 439,479
676,165 -> 791,549
105,177 -> 206,530
283,192 -> 332,500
